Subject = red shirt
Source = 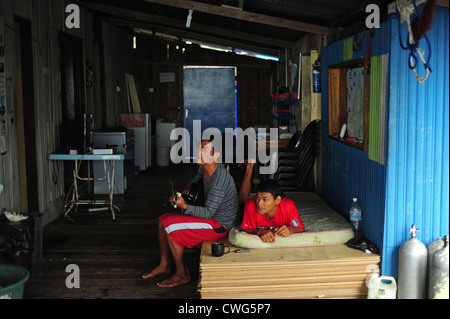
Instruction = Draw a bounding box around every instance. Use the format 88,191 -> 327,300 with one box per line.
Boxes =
241,198 -> 304,230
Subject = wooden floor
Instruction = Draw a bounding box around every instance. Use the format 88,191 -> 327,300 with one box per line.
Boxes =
24,163 -> 209,299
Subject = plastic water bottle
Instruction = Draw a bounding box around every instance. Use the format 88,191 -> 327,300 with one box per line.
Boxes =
349,198 -> 362,240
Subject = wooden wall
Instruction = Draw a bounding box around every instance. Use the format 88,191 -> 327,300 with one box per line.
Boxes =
0,0 -> 134,225
0,0 -> 322,227
280,34 -> 323,132
132,35 -> 274,130
99,20 -> 134,128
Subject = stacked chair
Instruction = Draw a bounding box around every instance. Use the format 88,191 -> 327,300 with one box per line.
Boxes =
261,120 -> 319,192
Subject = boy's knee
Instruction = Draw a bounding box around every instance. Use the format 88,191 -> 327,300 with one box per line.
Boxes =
158,219 -> 165,230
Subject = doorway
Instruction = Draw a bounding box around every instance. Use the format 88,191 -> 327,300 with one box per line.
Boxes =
183,66 -> 237,161
14,17 -> 39,212
59,33 -> 86,193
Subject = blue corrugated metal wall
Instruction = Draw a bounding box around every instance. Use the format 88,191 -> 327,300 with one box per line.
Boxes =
320,24 -> 391,260
321,6 -> 449,278
384,6 -> 449,277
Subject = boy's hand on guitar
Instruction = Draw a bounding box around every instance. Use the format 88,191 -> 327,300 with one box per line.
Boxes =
170,192 -> 187,210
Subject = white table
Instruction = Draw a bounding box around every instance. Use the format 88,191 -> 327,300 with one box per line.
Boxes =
49,153 -> 125,220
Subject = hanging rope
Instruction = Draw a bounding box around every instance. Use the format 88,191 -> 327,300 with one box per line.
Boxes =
353,28 -> 367,51
364,28 -> 375,71
396,0 -> 433,83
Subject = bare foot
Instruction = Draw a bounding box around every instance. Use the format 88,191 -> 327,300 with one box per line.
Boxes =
141,264 -> 171,279
157,271 -> 191,288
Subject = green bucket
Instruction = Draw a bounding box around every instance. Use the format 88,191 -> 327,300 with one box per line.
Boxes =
0,264 -> 30,299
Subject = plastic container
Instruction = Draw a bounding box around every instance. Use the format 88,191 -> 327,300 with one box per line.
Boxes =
0,264 -> 30,299
367,274 -> 397,299
349,198 -> 362,240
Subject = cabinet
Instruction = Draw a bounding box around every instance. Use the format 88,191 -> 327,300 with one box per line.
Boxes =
117,113 -> 152,171
270,93 -> 298,136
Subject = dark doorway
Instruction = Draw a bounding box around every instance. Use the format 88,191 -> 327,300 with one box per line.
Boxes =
59,33 -> 86,193
14,17 -> 39,213
183,66 -> 237,162
59,33 -> 86,147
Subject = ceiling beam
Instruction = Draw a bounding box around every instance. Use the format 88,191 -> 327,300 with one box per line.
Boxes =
112,18 -> 281,57
332,0 -> 384,27
82,3 -> 295,49
80,3 -> 153,23
257,0 -> 349,16
143,0 -> 335,36
151,15 -> 295,48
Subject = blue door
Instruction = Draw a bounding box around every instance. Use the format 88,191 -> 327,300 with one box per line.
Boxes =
183,66 -> 237,161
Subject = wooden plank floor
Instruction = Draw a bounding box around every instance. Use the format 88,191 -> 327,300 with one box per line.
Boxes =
24,163 -> 205,299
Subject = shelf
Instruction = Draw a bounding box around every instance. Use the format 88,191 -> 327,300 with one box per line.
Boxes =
270,94 -> 298,134
328,58 -> 369,152
329,135 -> 364,151
273,99 -> 296,106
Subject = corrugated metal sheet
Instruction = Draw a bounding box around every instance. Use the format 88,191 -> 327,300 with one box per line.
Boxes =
384,6 -> 449,277
321,6 -> 449,278
320,23 -> 391,260
368,54 -> 388,165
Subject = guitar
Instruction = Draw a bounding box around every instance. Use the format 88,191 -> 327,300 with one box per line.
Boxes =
172,180 -> 205,208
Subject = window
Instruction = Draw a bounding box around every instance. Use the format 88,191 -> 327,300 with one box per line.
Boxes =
328,58 -> 370,151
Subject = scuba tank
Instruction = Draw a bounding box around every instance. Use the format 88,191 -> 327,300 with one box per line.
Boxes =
427,236 -> 444,293
398,225 -> 428,299
428,236 -> 449,299
428,237 -> 444,271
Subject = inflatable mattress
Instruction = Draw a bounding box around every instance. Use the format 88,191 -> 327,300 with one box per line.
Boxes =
229,192 -> 354,249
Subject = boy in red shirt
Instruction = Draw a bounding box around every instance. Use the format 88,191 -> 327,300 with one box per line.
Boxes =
241,179 -> 304,242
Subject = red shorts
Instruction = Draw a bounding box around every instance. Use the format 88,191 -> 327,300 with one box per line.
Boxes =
159,213 -> 229,248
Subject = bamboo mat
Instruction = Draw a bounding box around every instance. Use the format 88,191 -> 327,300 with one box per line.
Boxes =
198,240 -> 380,299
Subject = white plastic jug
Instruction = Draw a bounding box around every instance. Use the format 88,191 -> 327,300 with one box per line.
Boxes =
368,274 -> 397,299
